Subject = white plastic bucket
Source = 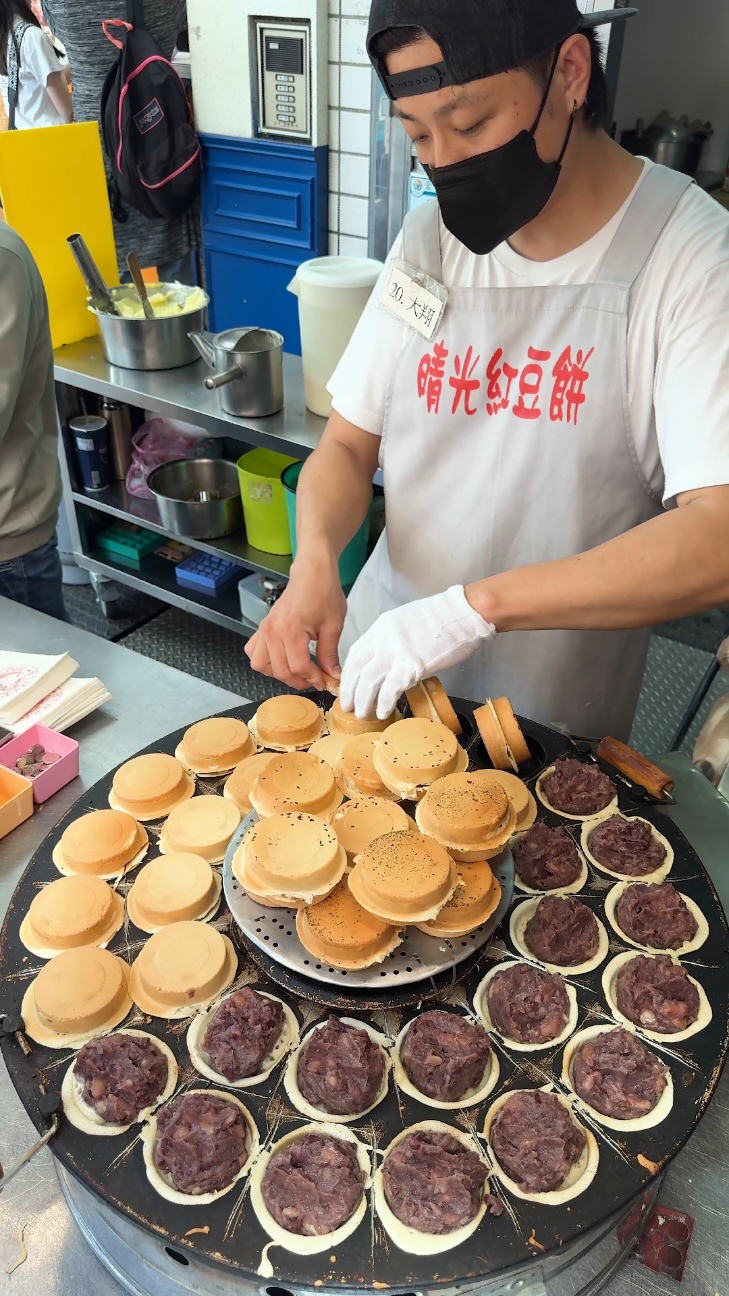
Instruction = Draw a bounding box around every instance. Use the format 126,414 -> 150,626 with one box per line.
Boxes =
288,256 -> 383,417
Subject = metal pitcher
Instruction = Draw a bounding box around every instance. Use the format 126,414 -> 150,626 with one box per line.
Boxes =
188,327 -> 284,418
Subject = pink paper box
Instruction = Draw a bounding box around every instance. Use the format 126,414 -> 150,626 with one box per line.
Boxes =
0,724 -> 80,804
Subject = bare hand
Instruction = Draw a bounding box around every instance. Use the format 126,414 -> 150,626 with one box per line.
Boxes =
244,556 -> 347,691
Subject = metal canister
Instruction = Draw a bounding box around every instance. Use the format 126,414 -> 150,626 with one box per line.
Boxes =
69,415 -> 110,492
100,399 -> 134,480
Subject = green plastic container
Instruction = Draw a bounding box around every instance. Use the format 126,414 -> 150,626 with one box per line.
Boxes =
282,461 -> 373,590
237,448 -> 297,555
95,524 -> 161,568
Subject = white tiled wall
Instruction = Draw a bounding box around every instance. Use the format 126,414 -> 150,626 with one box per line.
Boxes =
327,0 -> 373,255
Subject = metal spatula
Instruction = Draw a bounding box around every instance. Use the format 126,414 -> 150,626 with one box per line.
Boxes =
126,251 -> 155,319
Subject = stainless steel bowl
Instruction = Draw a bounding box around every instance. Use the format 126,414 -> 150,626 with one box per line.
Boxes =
147,459 -> 243,539
88,283 -> 209,371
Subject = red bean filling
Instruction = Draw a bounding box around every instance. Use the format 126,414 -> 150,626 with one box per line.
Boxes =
202,987 -> 284,1081
588,815 -> 666,877
571,1027 -> 668,1120
615,882 -> 698,950
542,758 -> 615,816
401,1010 -> 491,1102
488,963 -> 570,1044
297,1015 -> 384,1116
513,823 -> 582,890
383,1130 -> 487,1234
261,1133 -> 364,1235
524,895 -> 600,966
615,954 -> 700,1033
491,1091 -> 586,1193
75,1033 -> 168,1126
154,1092 -> 248,1196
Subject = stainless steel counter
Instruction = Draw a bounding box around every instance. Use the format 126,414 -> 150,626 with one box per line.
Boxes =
0,598 -> 245,1294
0,610 -> 727,1295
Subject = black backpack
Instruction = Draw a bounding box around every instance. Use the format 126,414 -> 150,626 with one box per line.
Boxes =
100,0 -> 200,221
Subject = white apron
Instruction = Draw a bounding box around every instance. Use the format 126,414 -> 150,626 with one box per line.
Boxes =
342,165 -> 693,742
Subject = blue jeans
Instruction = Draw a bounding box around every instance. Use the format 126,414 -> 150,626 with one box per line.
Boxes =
0,534 -> 69,622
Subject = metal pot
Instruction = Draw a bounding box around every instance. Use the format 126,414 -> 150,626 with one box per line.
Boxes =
89,285 -> 208,371
621,112 -> 712,176
147,458 -> 243,539
188,328 -> 284,417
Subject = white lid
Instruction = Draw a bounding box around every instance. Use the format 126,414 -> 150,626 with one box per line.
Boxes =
294,256 -> 383,289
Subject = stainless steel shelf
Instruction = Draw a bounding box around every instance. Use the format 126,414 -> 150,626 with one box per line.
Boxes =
73,481 -> 292,580
54,336 -> 327,458
76,551 -> 258,637
55,336 -> 319,631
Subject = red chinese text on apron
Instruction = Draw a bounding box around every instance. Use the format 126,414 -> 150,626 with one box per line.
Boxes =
343,165 -> 693,741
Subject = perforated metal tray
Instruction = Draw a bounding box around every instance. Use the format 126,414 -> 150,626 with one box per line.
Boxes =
223,810 -> 514,989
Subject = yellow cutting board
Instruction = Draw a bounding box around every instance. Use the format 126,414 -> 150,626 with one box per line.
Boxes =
0,121 -> 118,348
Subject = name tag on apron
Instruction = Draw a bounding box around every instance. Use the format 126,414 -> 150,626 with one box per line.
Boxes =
379,259 -> 448,341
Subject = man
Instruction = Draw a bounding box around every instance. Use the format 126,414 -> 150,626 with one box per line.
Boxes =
246,0 -> 729,742
0,222 -> 65,620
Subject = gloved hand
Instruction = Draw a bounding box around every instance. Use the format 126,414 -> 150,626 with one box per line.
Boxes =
339,586 -> 497,720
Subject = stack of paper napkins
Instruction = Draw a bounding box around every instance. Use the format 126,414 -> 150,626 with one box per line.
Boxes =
0,651 -> 111,734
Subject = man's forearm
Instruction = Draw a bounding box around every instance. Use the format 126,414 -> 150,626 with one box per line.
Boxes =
295,415 -> 379,564
467,486 -> 729,632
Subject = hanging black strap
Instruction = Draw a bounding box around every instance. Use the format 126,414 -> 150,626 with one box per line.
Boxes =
125,0 -> 145,29
7,22 -> 31,130
7,36 -> 19,131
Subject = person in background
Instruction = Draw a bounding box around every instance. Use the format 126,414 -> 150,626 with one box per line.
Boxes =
0,0 -> 72,128
0,224 -> 67,621
40,0 -> 199,284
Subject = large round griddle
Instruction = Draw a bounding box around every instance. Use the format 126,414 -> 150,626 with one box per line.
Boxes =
1,697 -> 728,1294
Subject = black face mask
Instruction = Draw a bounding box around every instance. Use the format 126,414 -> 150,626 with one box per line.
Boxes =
423,52 -> 575,256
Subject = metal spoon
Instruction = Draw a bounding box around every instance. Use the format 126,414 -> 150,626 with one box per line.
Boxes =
126,251 -> 155,320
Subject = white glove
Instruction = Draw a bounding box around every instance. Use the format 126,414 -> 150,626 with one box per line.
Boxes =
339,586 -> 497,720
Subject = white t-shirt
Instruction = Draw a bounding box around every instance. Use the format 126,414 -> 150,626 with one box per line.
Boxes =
328,159 -> 729,506
0,23 -> 66,129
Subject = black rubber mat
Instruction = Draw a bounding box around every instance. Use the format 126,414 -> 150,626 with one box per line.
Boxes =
630,637 -> 727,756
655,607 -> 729,655
64,583 -> 165,641
120,606 -> 289,701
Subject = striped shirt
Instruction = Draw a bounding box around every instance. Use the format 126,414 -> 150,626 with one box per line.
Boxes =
43,0 -> 200,279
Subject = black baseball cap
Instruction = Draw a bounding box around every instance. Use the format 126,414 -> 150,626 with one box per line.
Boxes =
368,0 -> 638,100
